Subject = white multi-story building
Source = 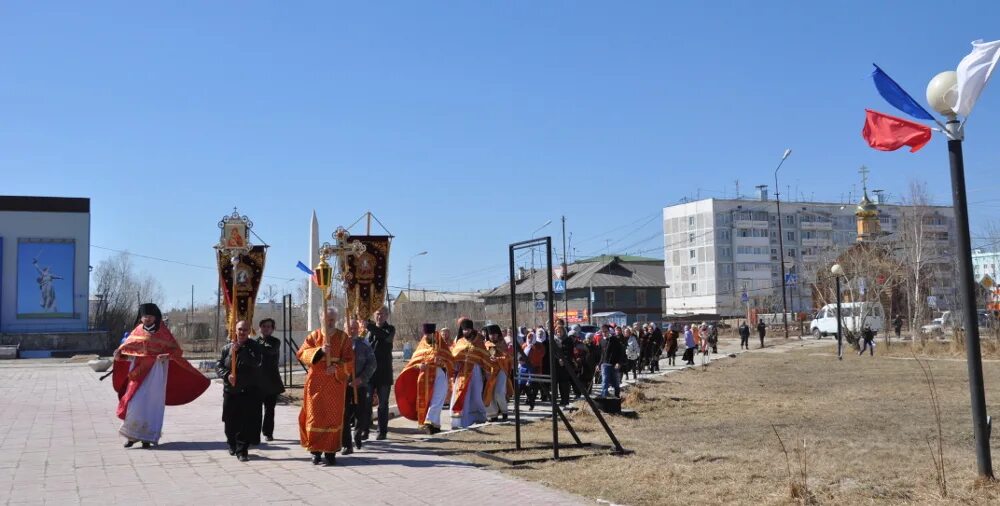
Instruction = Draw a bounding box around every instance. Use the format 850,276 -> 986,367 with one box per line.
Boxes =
973,249 -> 1000,282
662,191 -> 957,316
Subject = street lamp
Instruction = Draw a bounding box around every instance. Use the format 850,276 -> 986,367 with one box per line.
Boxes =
407,251 -> 428,299
831,263 -> 845,360
774,148 -> 793,339
927,70 -> 993,478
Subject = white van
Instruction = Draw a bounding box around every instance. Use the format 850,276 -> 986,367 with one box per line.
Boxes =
810,302 -> 884,338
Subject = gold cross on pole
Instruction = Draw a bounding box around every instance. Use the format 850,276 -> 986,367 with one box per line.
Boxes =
317,227 -> 366,305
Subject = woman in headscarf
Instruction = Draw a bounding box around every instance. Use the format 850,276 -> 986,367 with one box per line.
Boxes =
682,325 -> 696,366
112,303 -> 210,448
520,330 -> 545,410
664,324 -> 679,366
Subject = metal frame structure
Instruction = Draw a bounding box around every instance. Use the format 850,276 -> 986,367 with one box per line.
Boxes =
479,237 -> 627,465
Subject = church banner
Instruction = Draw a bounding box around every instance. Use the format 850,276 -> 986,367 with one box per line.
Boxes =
340,235 -> 390,320
217,245 -> 267,334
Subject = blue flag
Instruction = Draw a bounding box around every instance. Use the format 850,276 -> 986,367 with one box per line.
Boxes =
295,261 -> 313,276
872,64 -> 935,121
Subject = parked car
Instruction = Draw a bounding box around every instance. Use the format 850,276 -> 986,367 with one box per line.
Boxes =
810,302 -> 885,338
921,310 -> 994,334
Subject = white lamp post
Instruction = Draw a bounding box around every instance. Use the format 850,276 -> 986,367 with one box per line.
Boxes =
830,264 -> 844,360
926,70 -> 993,478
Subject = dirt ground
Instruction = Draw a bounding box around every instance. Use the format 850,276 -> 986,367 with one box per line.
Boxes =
419,341 -> 1000,505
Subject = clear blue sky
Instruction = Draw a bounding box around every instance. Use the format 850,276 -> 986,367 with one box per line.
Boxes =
3,1 -> 1000,309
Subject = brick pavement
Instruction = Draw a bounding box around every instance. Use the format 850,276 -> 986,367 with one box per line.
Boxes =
0,361 -> 587,505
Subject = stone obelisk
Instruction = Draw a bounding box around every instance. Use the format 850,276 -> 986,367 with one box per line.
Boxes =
307,210 -> 320,331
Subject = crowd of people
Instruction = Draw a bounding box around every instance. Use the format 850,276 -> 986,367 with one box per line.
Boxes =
110,302 -> 770,467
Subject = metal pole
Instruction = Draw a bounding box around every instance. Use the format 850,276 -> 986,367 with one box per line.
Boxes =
945,119 -> 993,478
774,151 -> 792,340
509,244 -> 521,450
215,279 -> 221,353
562,216 -> 569,322
546,237 -> 558,460
279,295 -> 292,386
835,276 -> 843,361
230,256 -> 239,381
531,246 -> 536,326
588,283 -> 593,324
775,187 -> 789,339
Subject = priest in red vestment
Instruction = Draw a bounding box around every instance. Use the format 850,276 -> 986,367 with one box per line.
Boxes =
297,307 -> 354,466
112,303 -> 210,448
394,323 -> 454,434
450,319 -> 491,429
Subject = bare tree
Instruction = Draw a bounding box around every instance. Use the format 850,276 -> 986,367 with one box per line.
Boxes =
259,284 -> 279,304
91,252 -> 164,348
898,181 -> 935,342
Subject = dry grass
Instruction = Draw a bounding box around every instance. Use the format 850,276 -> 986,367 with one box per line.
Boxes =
425,345 -> 1000,505
880,339 -> 1000,360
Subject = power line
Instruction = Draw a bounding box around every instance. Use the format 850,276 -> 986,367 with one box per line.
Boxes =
91,244 -> 295,282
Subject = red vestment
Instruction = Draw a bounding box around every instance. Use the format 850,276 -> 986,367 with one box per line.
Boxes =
297,328 -> 354,453
394,334 -> 454,425
450,337 -> 492,416
112,324 -> 210,420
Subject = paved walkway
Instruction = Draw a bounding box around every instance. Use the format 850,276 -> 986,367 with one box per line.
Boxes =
0,361 -> 586,505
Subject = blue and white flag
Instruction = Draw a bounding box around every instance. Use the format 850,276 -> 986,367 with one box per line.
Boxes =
295,261 -> 313,276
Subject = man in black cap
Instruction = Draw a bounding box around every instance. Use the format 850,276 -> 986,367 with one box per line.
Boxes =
256,318 -> 284,442
366,306 -> 395,440
553,324 -> 575,406
217,320 -> 264,462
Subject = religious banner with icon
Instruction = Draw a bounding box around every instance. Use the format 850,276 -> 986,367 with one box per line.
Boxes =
217,245 -> 267,333
339,235 -> 391,320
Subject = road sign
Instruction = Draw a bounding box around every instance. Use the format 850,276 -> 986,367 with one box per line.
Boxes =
534,300 -> 546,311
858,277 -> 866,295
982,274 -> 995,289
928,295 -> 938,309
784,273 -> 798,286
740,292 -> 749,303
554,280 -> 566,294
534,292 -> 546,301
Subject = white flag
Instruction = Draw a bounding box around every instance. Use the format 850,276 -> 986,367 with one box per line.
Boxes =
951,39 -> 1000,117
